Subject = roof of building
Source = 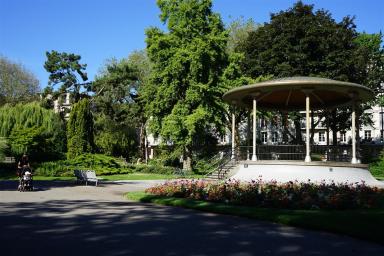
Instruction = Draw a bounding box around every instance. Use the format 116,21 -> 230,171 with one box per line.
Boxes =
223,77 -> 374,110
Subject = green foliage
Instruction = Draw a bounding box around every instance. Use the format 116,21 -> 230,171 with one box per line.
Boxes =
44,50 -> 89,103
236,1 -> 383,144
9,126 -> 44,155
0,56 -> 40,106
355,32 -> 384,94
0,102 -> 65,160
34,153 -> 175,176
226,17 -> 260,54
145,0 -> 229,170
92,51 -> 152,160
35,154 -> 127,176
369,151 -> 384,178
147,179 -> 384,210
92,56 -> 146,159
239,1 -> 363,81
0,137 -> 7,161
67,98 -> 94,159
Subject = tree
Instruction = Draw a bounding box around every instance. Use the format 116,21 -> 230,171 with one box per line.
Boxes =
92,57 -> 141,159
226,17 -> 260,54
355,32 -> 384,94
44,50 -> 89,103
67,98 -> 94,159
144,0 -> 228,171
0,56 -> 40,105
127,50 -> 152,161
237,1 -> 377,145
0,137 -> 7,162
0,102 -> 65,160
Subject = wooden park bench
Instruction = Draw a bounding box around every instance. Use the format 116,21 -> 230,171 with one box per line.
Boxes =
74,170 -> 99,186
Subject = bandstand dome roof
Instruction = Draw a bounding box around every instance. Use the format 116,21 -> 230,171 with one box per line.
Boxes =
223,77 -> 374,110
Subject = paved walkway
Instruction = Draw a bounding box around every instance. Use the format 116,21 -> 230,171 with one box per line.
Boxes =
0,180 -> 383,256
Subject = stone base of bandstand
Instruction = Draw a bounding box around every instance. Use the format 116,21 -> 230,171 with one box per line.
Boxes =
229,161 -> 384,187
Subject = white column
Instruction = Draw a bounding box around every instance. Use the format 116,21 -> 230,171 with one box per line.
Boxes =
252,99 -> 257,161
232,112 -> 236,159
351,103 -> 358,164
246,112 -> 250,160
305,94 -> 311,162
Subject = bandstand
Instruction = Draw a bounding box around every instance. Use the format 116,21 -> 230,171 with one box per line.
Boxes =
223,77 -> 383,186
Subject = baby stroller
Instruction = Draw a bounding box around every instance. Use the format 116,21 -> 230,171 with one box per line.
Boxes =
18,167 -> 34,192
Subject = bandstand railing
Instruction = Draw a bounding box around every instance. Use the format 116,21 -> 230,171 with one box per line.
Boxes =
236,144 -> 384,163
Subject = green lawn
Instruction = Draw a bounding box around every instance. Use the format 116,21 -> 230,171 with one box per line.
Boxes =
99,173 -> 199,181
0,172 -> 201,181
126,191 -> 384,245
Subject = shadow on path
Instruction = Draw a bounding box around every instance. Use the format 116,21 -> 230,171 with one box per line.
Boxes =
0,180 -> 78,191
1,199 -> 383,256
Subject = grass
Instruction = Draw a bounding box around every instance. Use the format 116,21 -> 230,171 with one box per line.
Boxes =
100,173 -> 181,181
126,191 -> 384,245
0,172 -> 202,181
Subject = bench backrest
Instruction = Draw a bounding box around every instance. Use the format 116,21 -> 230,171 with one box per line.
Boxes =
85,170 -> 97,179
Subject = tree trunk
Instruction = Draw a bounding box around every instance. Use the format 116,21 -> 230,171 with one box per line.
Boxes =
326,111 -> 330,146
331,110 -> 338,146
282,112 -> 289,143
138,120 -> 146,163
293,118 -> 303,144
310,110 -> 315,144
182,146 -> 192,172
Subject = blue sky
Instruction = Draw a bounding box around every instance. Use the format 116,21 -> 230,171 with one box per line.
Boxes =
1,0 -> 383,89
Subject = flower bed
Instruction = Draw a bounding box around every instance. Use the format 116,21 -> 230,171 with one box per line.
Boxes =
146,179 -> 384,210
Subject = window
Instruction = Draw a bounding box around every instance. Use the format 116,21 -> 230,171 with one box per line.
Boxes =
260,118 -> 267,129
261,132 -> 268,143
272,132 -> 278,143
319,132 -> 325,142
364,130 -> 371,140
340,132 -> 346,143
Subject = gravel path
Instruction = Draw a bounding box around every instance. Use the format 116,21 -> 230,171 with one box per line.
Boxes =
0,180 -> 383,256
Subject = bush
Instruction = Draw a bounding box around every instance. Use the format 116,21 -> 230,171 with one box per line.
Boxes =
369,150 -> 384,178
34,154 -> 131,176
146,179 -> 384,210
34,153 -> 176,176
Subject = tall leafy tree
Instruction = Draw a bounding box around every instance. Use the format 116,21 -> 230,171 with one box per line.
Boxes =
0,56 -> 40,105
355,32 -> 384,94
44,50 -> 89,103
144,0 -> 228,170
237,1 -> 378,145
226,17 -> 260,54
67,98 -> 94,158
92,57 -> 141,159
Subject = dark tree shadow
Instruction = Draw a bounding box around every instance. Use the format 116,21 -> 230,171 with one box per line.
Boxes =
0,199 -> 383,256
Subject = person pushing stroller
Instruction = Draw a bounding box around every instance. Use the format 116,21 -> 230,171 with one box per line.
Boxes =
17,154 -> 33,191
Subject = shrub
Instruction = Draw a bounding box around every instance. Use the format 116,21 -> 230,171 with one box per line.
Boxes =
146,179 -> 384,210
34,154 -> 131,176
34,153 -> 176,176
369,151 -> 384,178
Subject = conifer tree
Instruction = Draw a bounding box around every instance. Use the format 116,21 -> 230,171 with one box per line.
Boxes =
67,98 -> 94,158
